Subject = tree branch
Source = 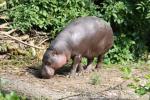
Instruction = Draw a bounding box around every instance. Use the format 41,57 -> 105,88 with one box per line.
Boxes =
38,38 -> 49,46
0,16 -> 9,20
0,23 -> 10,29
0,30 -> 44,50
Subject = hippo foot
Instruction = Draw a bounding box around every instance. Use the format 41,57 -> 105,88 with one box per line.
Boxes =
93,67 -> 101,72
85,64 -> 95,73
77,65 -> 84,73
77,71 -> 85,76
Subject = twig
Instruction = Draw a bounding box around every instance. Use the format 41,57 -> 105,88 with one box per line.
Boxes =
0,23 -> 10,29
34,30 -> 47,36
1,29 -> 16,35
38,38 -> 49,46
59,93 -> 82,100
0,16 -> 9,20
0,30 -> 44,50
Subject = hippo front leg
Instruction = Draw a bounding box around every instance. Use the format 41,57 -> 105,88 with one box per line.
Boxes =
70,55 -> 82,75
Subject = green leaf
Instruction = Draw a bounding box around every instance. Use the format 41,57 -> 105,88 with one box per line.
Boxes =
144,74 -> 150,80
5,92 -> 20,100
135,87 -> 147,95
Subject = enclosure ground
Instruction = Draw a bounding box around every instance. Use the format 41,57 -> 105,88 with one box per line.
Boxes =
0,63 -> 150,100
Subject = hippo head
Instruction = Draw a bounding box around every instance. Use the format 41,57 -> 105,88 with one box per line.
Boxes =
41,49 -> 67,79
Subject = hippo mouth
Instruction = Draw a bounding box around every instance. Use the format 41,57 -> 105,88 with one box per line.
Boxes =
41,65 -> 55,79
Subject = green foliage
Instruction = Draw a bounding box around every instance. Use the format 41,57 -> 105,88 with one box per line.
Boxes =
0,92 -> 5,100
136,0 -> 150,19
8,0 -> 97,36
5,92 -> 19,100
144,74 -> 150,79
0,91 -> 26,100
104,34 -> 135,64
98,0 -> 150,33
81,57 -> 87,65
120,66 -> 132,79
6,0 -> 150,64
100,0 -> 128,24
90,72 -> 101,85
128,74 -> 150,95
135,85 -> 150,95
99,0 -> 150,63
128,82 -> 150,95
81,57 -> 97,66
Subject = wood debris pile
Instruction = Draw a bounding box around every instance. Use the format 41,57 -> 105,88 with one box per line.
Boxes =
0,16 -> 48,60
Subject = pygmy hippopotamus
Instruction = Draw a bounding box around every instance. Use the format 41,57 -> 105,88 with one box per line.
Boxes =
41,16 -> 113,79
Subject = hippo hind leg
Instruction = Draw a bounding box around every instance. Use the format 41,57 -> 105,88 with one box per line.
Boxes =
77,63 -> 84,73
95,55 -> 104,71
85,58 -> 94,73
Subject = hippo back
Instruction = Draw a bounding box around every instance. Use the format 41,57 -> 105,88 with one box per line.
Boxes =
52,16 -> 113,58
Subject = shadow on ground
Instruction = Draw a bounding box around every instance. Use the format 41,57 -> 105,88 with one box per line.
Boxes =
26,63 -> 73,79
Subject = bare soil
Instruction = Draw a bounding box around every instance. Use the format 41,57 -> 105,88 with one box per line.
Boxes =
0,64 -> 150,100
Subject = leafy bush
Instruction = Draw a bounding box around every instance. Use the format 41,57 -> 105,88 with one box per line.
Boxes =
104,34 -> 135,64
98,0 -> 150,33
99,0 -> 129,24
6,0 -> 150,64
98,0 -> 150,63
8,0 -> 97,36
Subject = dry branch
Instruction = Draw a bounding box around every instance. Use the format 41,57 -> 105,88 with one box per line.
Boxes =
38,38 -> 49,46
1,29 -> 16,35
0,16 -> 9,20
19,35 -> 29,41
0,30 -> 44,50
0,23 -> 10,29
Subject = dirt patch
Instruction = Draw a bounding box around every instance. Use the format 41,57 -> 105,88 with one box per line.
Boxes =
0,66 -> 150,100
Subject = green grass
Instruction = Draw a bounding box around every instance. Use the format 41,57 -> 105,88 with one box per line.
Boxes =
0,91 -> 27,100
89,72 -> 101,85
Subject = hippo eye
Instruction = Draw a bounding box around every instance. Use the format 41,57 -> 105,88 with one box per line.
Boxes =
45,62 -> 51,66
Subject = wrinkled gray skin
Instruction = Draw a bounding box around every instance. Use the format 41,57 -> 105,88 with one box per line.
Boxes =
41,16 -> 113,79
